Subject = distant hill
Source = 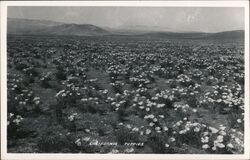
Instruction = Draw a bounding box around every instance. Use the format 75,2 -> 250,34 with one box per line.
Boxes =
7,18 -> 244,40
8,18 -> 109,36
34,23 -> 109,36
206,30 -> 244,39
137,32 -> 208,39
135,30 -> 244,40
8,18 -> 64,34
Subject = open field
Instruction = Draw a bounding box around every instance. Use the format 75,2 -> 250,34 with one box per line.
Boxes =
7,35 -> 244,153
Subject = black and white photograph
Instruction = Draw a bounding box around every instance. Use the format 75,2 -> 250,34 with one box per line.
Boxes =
1,1 -> 249,159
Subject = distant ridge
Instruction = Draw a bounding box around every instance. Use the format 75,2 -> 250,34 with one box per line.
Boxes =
7,18 -> 244,40
7,18 -> 64,34
135,30 -> 244,40
8,18 -> 109,36
206,30 -> 244,39
34,23 -> 109,36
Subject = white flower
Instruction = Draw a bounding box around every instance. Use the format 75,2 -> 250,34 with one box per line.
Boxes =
170,137 -> 176,142
103,89 -> 108,94
217,135 -> 224,143
202,144 -> 210,149
237,131 -> 243,136
13,119 -> 21,125
75,139 -> 81,146
146,108 -> 150,112
139,106 -> 144,109
163,126 -> 169,131
82,137 -> 90,142
126,124 -> 132,129
203,131 -> 209,136
149,122 -> 155,126
194,127 -> 200,132
115,103 -> 120,107
201,136 -> 209,143
145,129 -> 151,135
68,115 -> 74,121
9,113 -> 14,118
192,109 -> 197,113
147,114 -> 154,119
155,127 -> 161,131
110,149 -> 119,154
176,121 -> 182,126
140,131 -> 144,135
81,98 -> 88,102
165,144 -> 169,148
35,101 -> 40,105
33,97 -> 40,101
90,139 -> 98,145
227,143 -> 234,148
237,119 -> 242,123
209,127 -> 219,134
157,104 -> 165,108
16,115 -> 23,120
55,90 -> 65,97
138,101 -> 143,105
219,126 -> 226,130
132,127 -> 139,132
217,99 -> 222,103
179,130 -> 186,134
235,137 -> 241,144
159,115 -> 164,118
219,130 -> 226,136
62,93 -> 66,97
217,143 -> 225,148
124,147 -> 134,153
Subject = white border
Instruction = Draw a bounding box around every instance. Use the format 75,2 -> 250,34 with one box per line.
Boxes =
1,1 -> 249,160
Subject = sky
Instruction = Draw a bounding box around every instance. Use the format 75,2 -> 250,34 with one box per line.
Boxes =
8,7 -> 244,32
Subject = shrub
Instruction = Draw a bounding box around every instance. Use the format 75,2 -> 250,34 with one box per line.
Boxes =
147,134 -> 176,153
55,70 -> 67,80
38,125 -> 73,152
117,107 -> 128,122
7,114 -> 24,139
115,126 -> 141,145
15,62 -> 28,71
227,112 -> 244,131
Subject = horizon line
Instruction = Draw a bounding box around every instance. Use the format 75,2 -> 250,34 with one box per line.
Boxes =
7,17 -> 245,34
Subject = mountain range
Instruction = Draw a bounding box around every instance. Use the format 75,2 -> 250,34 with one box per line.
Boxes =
7,18 -> 244,39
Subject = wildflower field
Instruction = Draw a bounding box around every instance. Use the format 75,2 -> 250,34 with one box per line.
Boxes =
7,35 -> 244,154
